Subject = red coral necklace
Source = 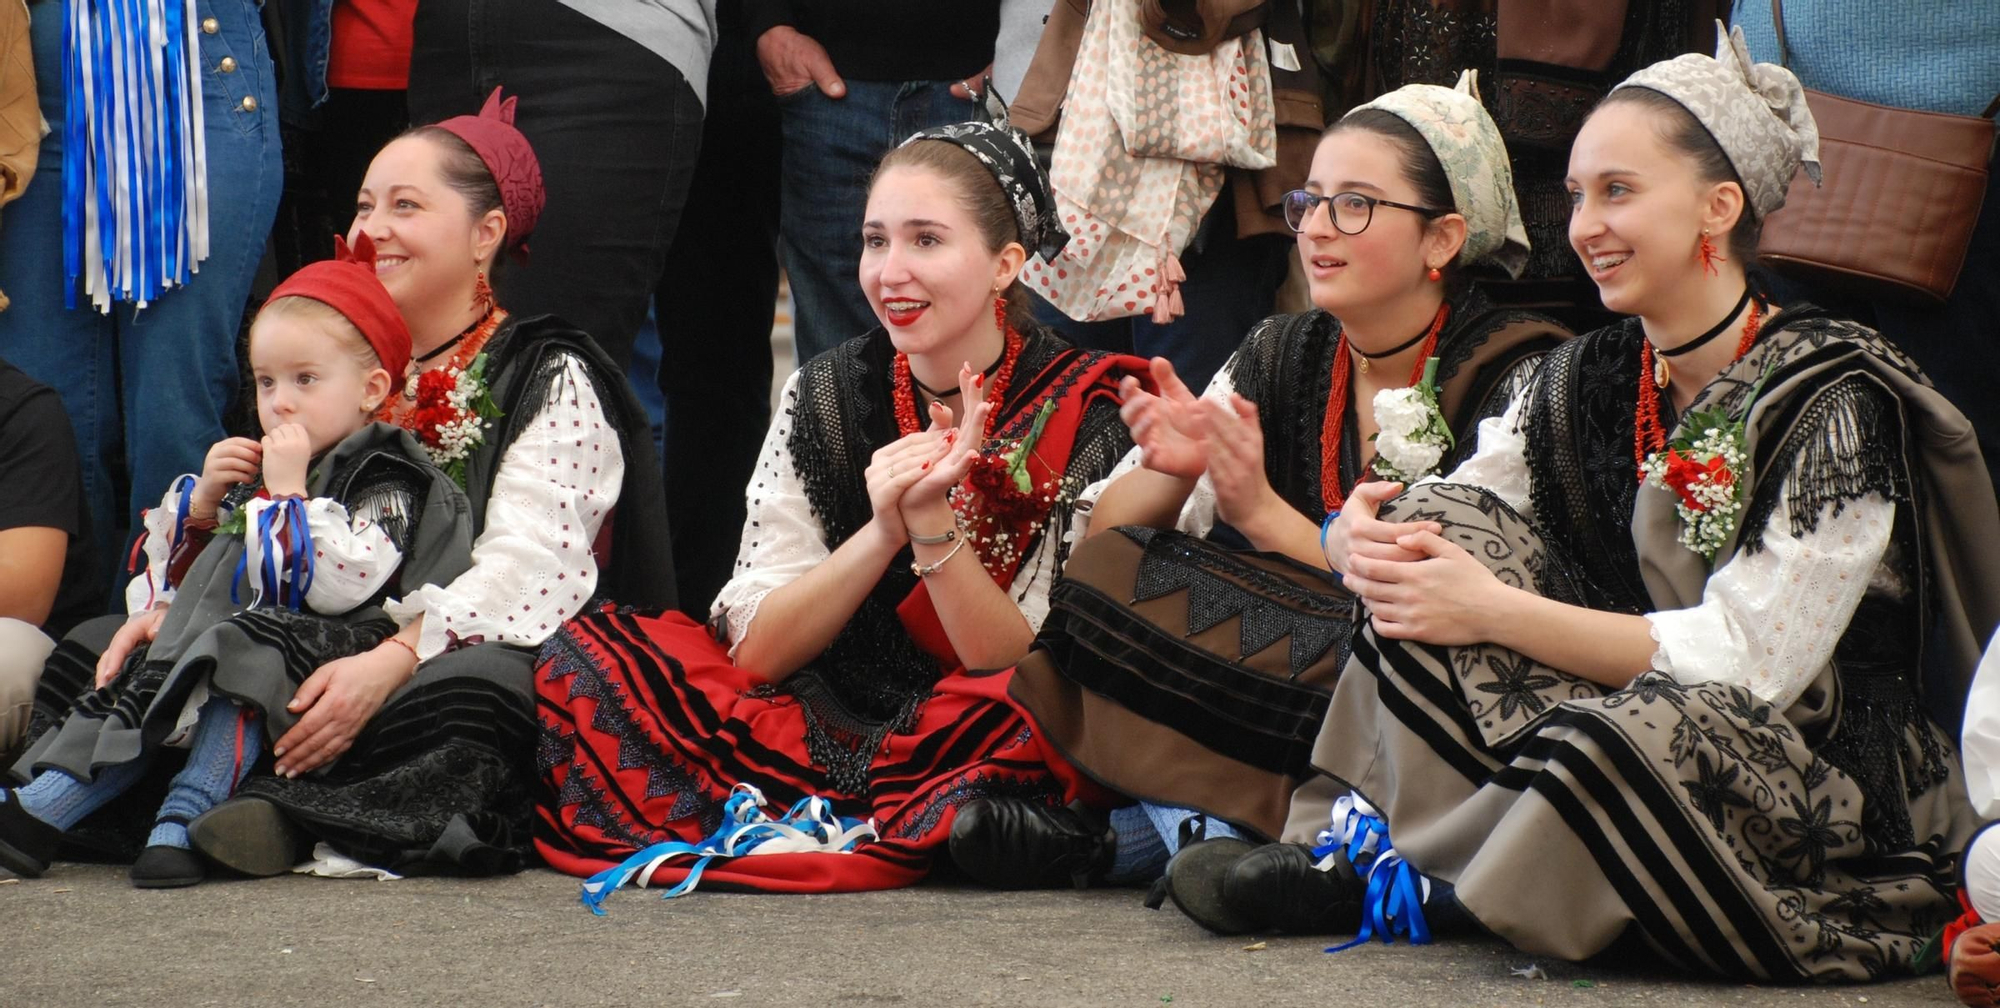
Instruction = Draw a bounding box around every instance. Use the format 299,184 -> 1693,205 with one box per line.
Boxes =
1321,303 -> 1449,513
1634,297 -> 1764,472
383,307 -> 508,420
892,324 -> 1024,440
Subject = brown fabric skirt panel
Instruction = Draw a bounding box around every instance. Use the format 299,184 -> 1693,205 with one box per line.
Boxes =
1011,526 -> 1357,838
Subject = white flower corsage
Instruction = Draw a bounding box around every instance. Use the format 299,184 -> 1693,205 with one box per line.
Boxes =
1369,357 -> 1453,483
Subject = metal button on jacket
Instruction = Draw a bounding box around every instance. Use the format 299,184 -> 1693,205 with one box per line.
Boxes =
239,95 -> 257,112
219,56 -> 237,73
201,16 -> 218,33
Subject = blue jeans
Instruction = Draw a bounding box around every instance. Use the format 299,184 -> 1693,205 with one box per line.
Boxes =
0,0 -> 283,589
778,79 -> 974,366
1033,199 -> 1292,394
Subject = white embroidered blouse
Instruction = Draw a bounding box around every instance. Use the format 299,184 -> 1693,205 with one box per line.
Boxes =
384,355 -> 625,660
126,483 -> 406,617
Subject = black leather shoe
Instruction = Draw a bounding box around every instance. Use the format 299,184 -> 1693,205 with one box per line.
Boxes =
949,798 -> 1114,890
1222,841 -> 1364,935
131,844 -> 206,889
189,796 -> 302,877
0,791 -> 61,878
1156,836 -> 1259,935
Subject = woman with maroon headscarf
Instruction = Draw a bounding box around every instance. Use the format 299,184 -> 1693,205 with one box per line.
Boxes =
10,90 -> 674,880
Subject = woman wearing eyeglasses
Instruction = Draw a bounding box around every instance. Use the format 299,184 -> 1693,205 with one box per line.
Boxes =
947,77 -> 1568,897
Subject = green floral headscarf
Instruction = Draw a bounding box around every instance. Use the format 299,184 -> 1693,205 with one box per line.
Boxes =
1346,70 -> 1531,278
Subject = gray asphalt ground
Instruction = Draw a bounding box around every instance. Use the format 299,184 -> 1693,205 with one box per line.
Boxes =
0,862 -> 1959,1008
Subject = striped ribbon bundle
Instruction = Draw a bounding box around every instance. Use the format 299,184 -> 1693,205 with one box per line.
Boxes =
579,784 -> 878,914
62,0 -> 210,312
232,497 -> 315,610
1314,794 -> 1435,950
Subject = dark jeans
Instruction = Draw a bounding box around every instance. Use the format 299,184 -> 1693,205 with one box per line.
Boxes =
407,0 -> 704,370
270,88 -> 410,275
0,0 -> 283,589
654,10 -> 781,616
1033,201 -> 1293,393
779,79 -> 974,365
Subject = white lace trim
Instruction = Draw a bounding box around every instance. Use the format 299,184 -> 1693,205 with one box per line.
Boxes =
1425,395 -> 1533,518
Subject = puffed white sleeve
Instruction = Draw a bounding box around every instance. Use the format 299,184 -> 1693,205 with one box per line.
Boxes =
1072,359 -> 1235,539
267,497 -> 403,616
1424,391 -> 1534,518
711,371 -> 831,658
383,355 -> 625,660
124,474 -> 200,613
1645,489 -> 1896,710
1964,632 -> 2000,822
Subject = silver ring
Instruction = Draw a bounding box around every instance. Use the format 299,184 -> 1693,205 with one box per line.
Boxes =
888,463 -> 898,478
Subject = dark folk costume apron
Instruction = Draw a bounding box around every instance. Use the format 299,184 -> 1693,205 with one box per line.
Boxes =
1010,294 -> 1568,839
534,327 -> 1143,892
1311,310 -> 2000,980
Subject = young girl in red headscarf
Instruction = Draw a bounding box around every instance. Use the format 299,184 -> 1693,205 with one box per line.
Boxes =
0,243 -> 475,889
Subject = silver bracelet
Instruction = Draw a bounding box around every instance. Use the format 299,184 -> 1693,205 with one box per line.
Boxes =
907,522 -> 959,546
910,535 -> 969,578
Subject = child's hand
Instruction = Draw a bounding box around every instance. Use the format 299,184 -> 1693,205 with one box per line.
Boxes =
96,606 -> 168,688
192,437 -> 263,518
261,424 -> 313,497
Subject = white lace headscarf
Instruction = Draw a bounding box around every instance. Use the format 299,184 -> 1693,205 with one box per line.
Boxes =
1612,21 -> 1823,218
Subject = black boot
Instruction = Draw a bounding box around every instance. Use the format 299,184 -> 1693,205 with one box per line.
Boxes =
0,791 -> 62,879
1221,841 -> 1364,934
188,796 -> 303,877
948,798 -> 1114,890
131,844 -> 207,889
1150,835 -> 1259,935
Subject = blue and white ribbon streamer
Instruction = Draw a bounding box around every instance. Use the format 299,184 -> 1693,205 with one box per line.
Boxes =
166,472 -> 196,552
1314,794 -> 1434,951
63,0 -> 210,312
232,497 -> 314,609
578,784 -> 877,916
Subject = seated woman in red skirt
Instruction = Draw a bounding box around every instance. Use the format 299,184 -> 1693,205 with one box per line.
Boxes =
533,105 -> 1149,896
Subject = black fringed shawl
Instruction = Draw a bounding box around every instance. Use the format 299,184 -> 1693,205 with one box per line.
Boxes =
1522,307 -> 2000,845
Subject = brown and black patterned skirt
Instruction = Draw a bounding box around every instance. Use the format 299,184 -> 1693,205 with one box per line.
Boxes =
1010,526 -> 1359,839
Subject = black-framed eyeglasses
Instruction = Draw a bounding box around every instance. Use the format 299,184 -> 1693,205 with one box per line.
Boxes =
1281,189 -> 1447,235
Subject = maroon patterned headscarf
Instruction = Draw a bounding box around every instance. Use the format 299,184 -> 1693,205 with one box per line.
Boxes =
432,88 -> 545,263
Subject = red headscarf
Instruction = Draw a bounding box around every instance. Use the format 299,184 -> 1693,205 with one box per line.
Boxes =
265,234 -> 413,379
431,87 -> 545,263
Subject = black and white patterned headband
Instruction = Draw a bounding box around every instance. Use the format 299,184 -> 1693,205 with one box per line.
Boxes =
900,86 -> 1070,265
